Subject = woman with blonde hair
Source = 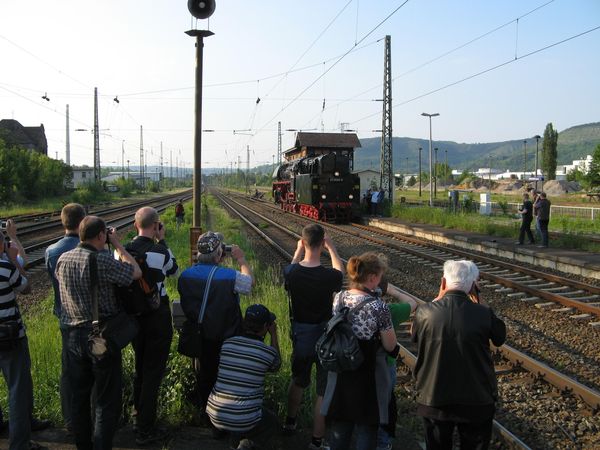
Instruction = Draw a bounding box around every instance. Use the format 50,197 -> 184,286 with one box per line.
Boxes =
322,252 -> 399,450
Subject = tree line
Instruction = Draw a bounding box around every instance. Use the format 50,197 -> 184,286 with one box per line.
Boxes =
0,139 -> 72,203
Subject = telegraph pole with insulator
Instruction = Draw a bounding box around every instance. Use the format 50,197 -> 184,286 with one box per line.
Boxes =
93,88 -> 100,182
277,121 -> 282,165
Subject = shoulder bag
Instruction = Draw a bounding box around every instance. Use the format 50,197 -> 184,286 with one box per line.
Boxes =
177,265 -> 218,358
87,250 -> 139,359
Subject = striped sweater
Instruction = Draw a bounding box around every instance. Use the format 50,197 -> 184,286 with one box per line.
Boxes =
0,258 -> 28,338
207,335 -> 281,432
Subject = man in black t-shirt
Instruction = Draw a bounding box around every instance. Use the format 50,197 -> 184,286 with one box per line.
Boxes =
283,224 -> 344,449
516,192 -> 535,245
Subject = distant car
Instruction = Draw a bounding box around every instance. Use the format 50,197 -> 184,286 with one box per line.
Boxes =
106,185 -> 119,192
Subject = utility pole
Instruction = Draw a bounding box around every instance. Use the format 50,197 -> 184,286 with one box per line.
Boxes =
445,149 -> 448,184
93,87 -> 100,182
140,125 -> 145,191
421,113 -> 440,207
434,147 -> 438,198
380,35 -> 393,206
534,134 -> 541,191
246,145 -> 250,194
489,154 -> 492,188
170,149 -> 173,183
121,140 -> 125,178
418,147 -> 422,197
523,140 -> 527,181
160,142 -> 163,189
65,104 -> 71,166
277,121 -> 282,165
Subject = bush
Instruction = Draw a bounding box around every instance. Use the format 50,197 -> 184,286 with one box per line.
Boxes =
71,181 -> 111,204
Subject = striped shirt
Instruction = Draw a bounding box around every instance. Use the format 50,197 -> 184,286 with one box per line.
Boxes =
0,259 -> 28,338
206,335 -> 281,432
120,236 -> 178,301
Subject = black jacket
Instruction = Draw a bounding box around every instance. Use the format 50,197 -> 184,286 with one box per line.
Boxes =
411,290 -> 506,407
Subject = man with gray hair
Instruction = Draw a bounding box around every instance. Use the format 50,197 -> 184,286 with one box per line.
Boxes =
178,231 -> 253,419
412,260 -> 506,450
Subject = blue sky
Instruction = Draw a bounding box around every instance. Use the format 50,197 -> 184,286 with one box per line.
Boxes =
0,0 -> 598,170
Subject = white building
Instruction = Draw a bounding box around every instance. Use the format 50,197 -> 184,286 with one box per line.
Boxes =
352,169 -> 381,194
70,166 -> 94,187
556,155 -> 593,180
101,171 -> 162,185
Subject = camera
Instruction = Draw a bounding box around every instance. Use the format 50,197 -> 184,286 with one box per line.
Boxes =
0,220 -> 6,230
105,228 -> 113,244
221,243 -> 232,254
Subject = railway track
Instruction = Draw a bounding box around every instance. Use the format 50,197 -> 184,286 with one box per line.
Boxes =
22,190 -> 192,270
213,188 -> 600,449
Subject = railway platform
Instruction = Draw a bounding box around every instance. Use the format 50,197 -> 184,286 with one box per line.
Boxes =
365,216 -> 600,281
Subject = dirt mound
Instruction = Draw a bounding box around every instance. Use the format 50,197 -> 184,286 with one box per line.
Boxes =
542,180 -> 582,196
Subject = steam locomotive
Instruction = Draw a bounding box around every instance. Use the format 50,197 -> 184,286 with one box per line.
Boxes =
273,151 -> 361,222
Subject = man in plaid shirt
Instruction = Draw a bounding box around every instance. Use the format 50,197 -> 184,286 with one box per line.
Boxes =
56,216 -> 141,449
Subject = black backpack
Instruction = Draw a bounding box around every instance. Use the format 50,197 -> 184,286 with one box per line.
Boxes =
315,296 -> 376,373
115,241 -> 161,316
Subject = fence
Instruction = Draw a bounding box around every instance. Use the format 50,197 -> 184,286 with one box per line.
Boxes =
493,202 -> 599,220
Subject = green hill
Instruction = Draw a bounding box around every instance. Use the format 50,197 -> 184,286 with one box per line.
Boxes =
355,122 -> 600,174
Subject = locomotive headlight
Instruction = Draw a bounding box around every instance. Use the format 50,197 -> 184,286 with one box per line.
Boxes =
334,171 -> 340,177
348,194 -> 354,199
321,194 -> 327,199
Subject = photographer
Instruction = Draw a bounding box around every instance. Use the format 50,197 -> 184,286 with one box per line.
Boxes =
123,207 -> 178,445
412,260 -> 506,450
178,231 -> 253,418
1,219 -> 27,267
207,304 -> 281,450
55,216 -> 141,449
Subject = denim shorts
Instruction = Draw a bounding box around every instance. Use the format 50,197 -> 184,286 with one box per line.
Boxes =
290,321 -> 327,395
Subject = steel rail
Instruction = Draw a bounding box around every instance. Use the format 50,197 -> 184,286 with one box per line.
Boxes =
23,193 -> 192,269
345,223 -> 600,317
220,190 -> 600,412
14,190 -> 192,237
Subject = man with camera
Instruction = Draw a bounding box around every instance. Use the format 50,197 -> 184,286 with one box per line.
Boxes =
55,216 -> 141,450
516,192 -> 535,245
207,304 -> 281,450
123,207 -> 178,445
45,203 -> 86,433
0,229 -> 40,449
411,260 -> 506,450
178,231 -> 253,418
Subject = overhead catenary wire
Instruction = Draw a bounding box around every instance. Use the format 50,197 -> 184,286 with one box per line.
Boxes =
299,0 -> 558,130
348,24 -> 600,127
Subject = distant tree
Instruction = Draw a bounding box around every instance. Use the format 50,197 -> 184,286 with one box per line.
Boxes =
456,169 -> 473,185
407,175 -> 416,187
586,143 -> 600,188
541,123 -> 558,180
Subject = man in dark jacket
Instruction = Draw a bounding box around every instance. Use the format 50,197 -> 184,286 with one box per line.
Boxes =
178,231 -> 253,416
412,260 -> 506,450
533,192 -> 551,248
516,192 -> 535,245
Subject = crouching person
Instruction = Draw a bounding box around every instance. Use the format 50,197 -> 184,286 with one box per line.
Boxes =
207,305 -> 281,450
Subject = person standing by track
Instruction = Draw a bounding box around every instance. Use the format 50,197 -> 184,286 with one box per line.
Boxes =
516,193 -> 535,245
534,192 -> 551,248
283,224 -> 344,450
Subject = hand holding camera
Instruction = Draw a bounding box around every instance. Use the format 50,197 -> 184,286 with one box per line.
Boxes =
106,227 -> 118,246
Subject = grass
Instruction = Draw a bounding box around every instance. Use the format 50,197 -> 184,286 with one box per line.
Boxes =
1,194 -> 308,429
390,203 -> 600,252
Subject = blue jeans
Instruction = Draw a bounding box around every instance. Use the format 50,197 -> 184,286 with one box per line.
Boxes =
60,326 -> 73,429
329,420 -> 378,450
0,337 -> 33,450
376,363 -> 397,449
65,326 -> 123,450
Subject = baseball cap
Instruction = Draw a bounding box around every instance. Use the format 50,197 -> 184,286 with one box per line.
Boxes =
244,304 -> 276,325
197,231 -> 224,254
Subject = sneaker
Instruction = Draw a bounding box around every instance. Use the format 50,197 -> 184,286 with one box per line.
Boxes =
31,418 -> 52,432
29,443 -> 49,450
237,438 -> 256,450
308,443 -> 330,450
135,428 -> 170,446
